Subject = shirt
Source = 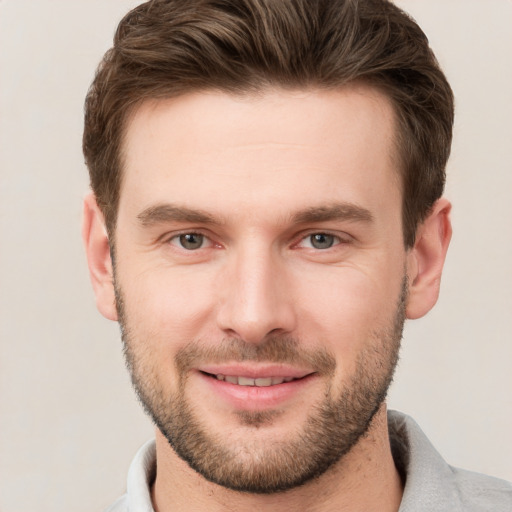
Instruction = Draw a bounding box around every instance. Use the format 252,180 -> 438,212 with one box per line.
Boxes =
105,410 -> 512,511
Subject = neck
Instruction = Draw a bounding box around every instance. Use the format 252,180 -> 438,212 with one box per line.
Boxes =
151,404 -> 403,512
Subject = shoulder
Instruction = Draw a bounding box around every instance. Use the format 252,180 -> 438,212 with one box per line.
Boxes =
388,410 -> 512,512
102,439 -> 156,512
103,494 -> 128,512
450,466 -> 512,512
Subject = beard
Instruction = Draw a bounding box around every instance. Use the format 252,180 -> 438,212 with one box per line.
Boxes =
115,278 -> 406,494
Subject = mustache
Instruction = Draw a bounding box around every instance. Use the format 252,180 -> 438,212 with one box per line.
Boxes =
175,336 -> 337,376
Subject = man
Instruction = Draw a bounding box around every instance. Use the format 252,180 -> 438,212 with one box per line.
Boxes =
82,0 -> 512,510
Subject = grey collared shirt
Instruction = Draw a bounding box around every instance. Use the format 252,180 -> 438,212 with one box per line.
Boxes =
105,410 -> 512,511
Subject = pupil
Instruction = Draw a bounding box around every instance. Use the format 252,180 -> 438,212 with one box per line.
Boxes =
311,233 -> 334,249
180,233 -> 203,249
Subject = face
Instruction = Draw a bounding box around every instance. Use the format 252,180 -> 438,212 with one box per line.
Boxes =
113,86 -> 409,492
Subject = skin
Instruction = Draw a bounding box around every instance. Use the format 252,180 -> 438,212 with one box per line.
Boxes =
83,85 -> 452,511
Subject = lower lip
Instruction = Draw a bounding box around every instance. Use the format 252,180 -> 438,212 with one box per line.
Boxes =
197,371 -> 316,411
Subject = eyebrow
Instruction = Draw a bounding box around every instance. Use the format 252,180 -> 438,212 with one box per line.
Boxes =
137,201 -> 373,228
137,204 -> 221,227
291,203 -> 373,224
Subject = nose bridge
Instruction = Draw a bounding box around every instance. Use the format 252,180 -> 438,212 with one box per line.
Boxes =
217,237 -> 295,343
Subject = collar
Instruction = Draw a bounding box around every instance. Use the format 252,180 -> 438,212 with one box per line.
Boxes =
122,411 -> 469,511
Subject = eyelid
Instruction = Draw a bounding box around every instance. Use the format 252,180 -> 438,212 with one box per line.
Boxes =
163,229 -> 218,249
160,228 -> 352,250
293,230 -> 353,249
171,234 -> 209,250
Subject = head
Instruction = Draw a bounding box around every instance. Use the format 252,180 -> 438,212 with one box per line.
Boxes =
82,0 -> 453,495
83,0 -> 454,248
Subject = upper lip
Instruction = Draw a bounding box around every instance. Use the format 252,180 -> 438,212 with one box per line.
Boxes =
198,364 -> 315,379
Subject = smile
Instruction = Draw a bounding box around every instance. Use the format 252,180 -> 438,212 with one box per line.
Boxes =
198,368 -> 317,410
210,373 -> 297,386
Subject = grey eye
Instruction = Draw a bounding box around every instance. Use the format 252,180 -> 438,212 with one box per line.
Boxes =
179,233 -> 204,250
309,233 -> 335,249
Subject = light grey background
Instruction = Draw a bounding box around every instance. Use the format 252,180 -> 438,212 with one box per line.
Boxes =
0,1 -> 510,511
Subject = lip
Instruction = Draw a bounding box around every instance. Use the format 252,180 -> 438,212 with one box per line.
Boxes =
198,363 -> 313,380
196,365 -> 317,411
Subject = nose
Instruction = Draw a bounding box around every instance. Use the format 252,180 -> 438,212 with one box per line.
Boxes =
216,243 -> 297,344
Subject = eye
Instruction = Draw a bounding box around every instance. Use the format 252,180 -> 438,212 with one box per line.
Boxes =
299,233 -> 341,250
170,233 -> 209,250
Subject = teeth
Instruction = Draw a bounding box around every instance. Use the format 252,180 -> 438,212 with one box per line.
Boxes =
215,374 -> 296,386
238,376 -> 255,386
255,377 -> 272,387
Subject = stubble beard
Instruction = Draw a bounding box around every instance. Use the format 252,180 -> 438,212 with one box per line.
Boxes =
116,279 -> 406,494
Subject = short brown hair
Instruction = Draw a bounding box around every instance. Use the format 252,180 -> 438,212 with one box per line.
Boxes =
83,0 -> 454,247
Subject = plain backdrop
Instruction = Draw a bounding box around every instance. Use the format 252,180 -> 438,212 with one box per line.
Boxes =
0,1 -> 511,511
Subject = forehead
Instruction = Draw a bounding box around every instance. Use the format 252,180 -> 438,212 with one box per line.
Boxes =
119,86 -> 400,222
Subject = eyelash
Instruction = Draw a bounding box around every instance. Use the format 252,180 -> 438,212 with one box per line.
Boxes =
295,232 -> 346,250
166,231 -> 350,252
167,232 -> 214,250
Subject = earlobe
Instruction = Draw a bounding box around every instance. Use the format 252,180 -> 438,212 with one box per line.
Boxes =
82,193 -> 118,321
406,198 -> 452,319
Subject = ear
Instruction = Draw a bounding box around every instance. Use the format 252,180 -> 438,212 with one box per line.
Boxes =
406,198 -> 452,319
82,193 -> 118,321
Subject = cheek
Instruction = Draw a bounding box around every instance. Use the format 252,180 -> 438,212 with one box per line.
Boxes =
294,266 -> 403,359
118,263 -> 219,348
118,268 -> 219,395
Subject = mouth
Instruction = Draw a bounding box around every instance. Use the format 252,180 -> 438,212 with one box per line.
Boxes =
196,365 -> 318,410
200,372 -> 301,387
